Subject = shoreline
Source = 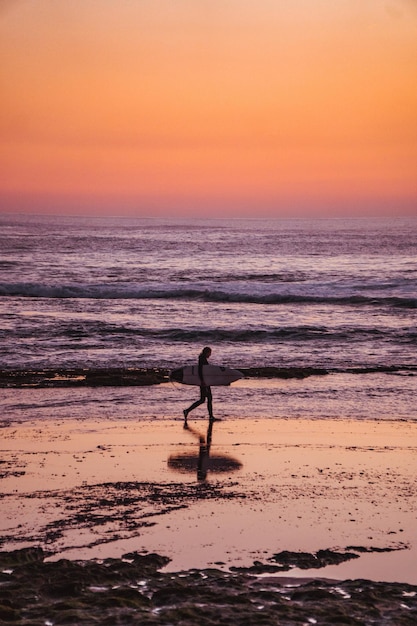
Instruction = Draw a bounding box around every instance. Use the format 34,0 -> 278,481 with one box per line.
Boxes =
1,401 -> 417,623
1,416 -> 416,585
0,364 -> 416,388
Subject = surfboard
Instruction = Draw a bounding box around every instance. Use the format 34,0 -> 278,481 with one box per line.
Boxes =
170,364 -> 243,387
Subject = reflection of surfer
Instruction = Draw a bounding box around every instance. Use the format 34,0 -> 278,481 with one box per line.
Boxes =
183,347 -> 220,423
167,419 -> 242,481
184,420 -> 213,481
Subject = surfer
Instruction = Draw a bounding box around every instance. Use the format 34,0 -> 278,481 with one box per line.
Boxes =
183,347 -> 220,423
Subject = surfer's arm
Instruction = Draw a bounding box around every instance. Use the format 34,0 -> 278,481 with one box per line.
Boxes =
198,370 -> 206,387
198,357 -> 206,387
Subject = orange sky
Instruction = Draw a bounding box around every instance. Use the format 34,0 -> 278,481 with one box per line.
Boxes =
1,0 -> 416,217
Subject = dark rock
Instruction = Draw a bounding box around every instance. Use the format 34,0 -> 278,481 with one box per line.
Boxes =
268,549 -> 360,569
0,549 -> 416,625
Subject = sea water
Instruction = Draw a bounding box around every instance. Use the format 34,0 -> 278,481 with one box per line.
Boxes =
1,213 -> 416,421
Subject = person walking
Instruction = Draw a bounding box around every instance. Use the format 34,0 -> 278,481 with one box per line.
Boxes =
183,347 -> 220,424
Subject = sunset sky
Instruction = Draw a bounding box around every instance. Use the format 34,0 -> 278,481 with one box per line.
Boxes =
1,0 -> 416,217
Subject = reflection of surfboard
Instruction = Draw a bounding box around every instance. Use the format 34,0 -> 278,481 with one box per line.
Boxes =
170,364 -> 243,387
168,453 -> 242,473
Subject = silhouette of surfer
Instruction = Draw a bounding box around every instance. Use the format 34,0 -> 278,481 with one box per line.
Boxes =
183,347 -> 220,423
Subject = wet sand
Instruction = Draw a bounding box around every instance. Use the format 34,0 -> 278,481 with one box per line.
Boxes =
1,415 -> 417,623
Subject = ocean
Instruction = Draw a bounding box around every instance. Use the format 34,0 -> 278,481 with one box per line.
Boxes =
1,213 -> 416,421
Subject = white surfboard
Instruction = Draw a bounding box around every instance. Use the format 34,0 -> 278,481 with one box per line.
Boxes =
170,364 -> 243,387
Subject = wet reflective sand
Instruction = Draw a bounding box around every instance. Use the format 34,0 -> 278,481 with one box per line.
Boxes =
1,415 -> 416,585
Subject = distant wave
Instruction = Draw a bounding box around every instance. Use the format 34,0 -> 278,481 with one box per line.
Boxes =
1,282 -> 416,308
3,320 -> 415,346
155,327 -> 416,344
207,272 -> 308,283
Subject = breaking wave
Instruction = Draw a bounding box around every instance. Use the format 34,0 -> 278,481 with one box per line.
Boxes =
2,318 -> 415,347
0,283 -> 415,308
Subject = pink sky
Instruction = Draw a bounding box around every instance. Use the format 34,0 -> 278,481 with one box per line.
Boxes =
1,1 -> 416,217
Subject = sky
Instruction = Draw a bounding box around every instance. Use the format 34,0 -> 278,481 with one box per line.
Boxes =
1,0 -> 416,218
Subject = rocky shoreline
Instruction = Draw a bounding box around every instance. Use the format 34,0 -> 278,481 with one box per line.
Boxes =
1,547 -> 416,625
2,407 -> 416,623
2,412 -> 417,623
1,364 -> 415,388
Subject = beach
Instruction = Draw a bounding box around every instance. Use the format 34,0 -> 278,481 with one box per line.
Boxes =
1,215 -> 416,621
1,380 -> 417,624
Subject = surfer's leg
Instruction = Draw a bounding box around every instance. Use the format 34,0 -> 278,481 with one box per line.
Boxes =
205,388 -> 221,421
184,388 -> 205,418
206,387 -> 214,419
